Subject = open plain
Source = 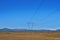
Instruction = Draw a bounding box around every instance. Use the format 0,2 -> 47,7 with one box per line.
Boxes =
0,32 -> 60,40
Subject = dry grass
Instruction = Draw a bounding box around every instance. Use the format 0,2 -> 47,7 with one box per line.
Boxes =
0,32 -> 60,40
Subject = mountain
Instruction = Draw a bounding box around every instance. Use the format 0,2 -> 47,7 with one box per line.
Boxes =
0,28 -> 60,32
0,28 -> 15,32
56,29 -> 60,32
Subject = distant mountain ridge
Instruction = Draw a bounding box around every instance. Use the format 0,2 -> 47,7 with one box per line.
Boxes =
0,28 -> 60,32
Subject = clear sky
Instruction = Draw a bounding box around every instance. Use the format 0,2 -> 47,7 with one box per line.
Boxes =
0,0 -> 60,30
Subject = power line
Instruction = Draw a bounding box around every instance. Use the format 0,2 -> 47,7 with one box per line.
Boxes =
38,7 -> 60,28
26,0 -> 60,30
27,0 -> 45,30
29,0 -> 45,21
40,7 -> 60,22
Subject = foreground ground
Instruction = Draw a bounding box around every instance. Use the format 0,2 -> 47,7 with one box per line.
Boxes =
0,32 -> 60,40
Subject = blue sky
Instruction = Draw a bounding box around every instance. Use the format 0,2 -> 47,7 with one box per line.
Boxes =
0,0 -> 60,30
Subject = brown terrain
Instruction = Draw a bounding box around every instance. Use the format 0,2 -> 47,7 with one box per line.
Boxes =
0,32 -> 60,40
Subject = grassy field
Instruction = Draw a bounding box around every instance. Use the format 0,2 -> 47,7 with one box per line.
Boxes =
0,32 -> 60,40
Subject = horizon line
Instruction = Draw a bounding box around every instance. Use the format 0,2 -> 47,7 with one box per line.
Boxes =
0,28 -> 60,30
